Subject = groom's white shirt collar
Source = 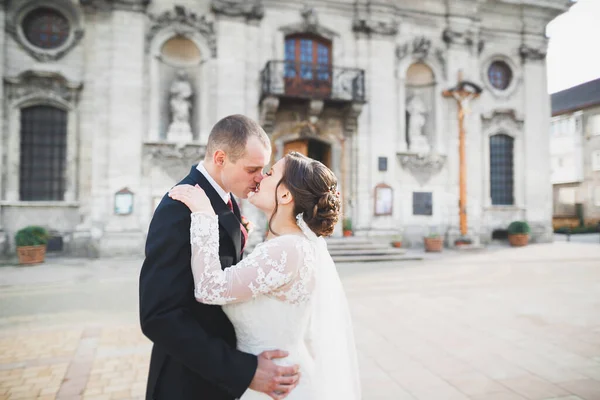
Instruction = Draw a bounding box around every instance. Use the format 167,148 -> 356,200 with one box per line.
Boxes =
196,162 -> 230,205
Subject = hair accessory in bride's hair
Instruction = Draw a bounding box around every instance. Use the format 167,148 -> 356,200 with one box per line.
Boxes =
328,185 -> 340,199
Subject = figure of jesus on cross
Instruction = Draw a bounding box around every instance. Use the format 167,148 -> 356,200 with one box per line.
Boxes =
442,71 -> 483,239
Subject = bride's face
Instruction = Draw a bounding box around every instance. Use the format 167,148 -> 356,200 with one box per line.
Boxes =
248,158 -> 287,213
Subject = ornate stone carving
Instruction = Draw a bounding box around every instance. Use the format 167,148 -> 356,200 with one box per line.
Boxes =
343,102 -> 363,137
442,28 -> 474,48
397,152 -> 446,186
143,142 -> 205,181
211,0 -> 264,20
7,1 -> 84,62
5,71 -> 82,105
397,36 -> 432,60
397,36 -> 447,79
300,5 -> 318,29
146,6 -> 216,57
259,95 -> 279,134
308,100 -> 324,124
434,48 -> 447,79
279,6 -> 337,40
352,18 -> 398,36
518,44 -> 546,62
481,109 -> 524,132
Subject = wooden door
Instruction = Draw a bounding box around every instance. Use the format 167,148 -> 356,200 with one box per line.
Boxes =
283,140 -> 308,157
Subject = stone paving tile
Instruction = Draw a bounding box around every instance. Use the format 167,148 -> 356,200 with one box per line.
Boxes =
1,242 -> 599,399
558,379 -> 600,400
498,374 -> 572,399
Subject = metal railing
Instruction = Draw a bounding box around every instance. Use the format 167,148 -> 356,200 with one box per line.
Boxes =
260,60 -> 366,103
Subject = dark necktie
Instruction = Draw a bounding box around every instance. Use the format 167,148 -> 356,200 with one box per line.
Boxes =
227,198 -> 247,254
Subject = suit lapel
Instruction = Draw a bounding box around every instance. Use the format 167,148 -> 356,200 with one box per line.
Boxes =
188,166 -> 242,263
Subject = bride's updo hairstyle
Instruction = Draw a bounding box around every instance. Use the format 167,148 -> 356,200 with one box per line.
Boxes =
270,151 -> 341,237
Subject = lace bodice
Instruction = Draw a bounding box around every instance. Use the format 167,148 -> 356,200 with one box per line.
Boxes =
190,213 -> 317,306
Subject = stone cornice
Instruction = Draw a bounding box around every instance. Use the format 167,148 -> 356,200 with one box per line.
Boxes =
79,0 -> 150,12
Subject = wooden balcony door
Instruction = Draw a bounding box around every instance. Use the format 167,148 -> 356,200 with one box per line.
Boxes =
284,34 -> 332,99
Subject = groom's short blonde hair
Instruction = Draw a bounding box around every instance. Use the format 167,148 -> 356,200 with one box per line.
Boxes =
206,115 -> 270,163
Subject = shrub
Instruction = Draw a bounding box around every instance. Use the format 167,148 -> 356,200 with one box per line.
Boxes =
555,225 -> 599,234
15,226 -> 49,247
507,221 -> 530,235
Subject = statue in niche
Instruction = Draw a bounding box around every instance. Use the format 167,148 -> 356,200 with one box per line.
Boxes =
167,70 -> 193,142
406,95 -> 430,154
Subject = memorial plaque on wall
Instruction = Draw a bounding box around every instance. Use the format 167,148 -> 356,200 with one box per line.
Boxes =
413,192 -> 432,215
378,157 -> 388,171
374,183 -> 393,216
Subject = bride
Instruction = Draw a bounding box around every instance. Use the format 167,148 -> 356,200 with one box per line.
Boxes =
168,151 -> 360,399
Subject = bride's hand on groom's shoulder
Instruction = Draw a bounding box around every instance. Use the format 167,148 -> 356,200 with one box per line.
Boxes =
168,184 -> 214,214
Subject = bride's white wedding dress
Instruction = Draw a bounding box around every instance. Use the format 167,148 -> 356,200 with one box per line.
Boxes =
190,213 -> 360,400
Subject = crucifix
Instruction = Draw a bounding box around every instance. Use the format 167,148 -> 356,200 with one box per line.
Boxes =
442,71 -> 482,238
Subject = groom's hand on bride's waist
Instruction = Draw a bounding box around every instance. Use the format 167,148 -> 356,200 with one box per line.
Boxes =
249,350 -> 300,400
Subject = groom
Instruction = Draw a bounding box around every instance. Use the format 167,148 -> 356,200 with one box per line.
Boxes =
140,115 -> 299,400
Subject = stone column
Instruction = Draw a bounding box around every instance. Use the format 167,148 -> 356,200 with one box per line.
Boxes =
521,41 -> 553,242
215,20 -> 244,117
96,2 -> 148,256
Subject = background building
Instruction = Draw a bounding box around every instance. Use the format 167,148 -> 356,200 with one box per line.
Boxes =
0,0 -> 568,257
550,78 -> 600,227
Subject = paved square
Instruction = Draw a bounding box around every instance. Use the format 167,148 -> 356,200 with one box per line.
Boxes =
0,241 -> 599,399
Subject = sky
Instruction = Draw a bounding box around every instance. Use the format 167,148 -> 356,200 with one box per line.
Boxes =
546,0 -> 600,93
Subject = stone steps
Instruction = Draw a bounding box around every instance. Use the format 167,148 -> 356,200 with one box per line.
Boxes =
325,237 -> 421,263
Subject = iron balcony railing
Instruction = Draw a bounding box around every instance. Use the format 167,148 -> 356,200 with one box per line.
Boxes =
260,60 -> 366,103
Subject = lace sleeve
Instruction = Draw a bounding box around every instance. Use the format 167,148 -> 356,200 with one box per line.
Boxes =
190,212 -> 311,305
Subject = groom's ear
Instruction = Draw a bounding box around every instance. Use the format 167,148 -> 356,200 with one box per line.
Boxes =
213,150 -> 226,166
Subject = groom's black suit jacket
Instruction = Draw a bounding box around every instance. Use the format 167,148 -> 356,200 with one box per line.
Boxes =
139,165 -> 257,400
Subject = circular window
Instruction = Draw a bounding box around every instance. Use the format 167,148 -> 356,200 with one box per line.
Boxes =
487,61 -> 512,91
22,7 -> 70,50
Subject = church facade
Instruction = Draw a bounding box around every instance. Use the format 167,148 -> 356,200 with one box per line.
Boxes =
0,0 -> 567,257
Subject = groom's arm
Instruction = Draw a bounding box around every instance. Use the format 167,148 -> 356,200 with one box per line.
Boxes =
139,198 -> 257,398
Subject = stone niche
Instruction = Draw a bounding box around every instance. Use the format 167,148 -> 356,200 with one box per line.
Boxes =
158,35 -> 202,142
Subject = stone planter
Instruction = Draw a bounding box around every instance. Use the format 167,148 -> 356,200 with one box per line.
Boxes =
424,237 -> 443,252
17,245 -> 46,265
508,234 -> 529,247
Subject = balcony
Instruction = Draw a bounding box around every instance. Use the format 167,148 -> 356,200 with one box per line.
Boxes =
260,60 -> 366,103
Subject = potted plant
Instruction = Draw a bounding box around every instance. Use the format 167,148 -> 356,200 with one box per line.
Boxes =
342,218 -> 353,237
424,233 -> 443,252
391,233 -> 403,248
15,226 -> 49,265
507,221 -> 530,247
454,236 -> 472,247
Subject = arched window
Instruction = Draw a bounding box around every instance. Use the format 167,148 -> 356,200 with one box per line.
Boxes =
490,134 -> 514,205
20,105 -> 67,201
284,34 -> 332,98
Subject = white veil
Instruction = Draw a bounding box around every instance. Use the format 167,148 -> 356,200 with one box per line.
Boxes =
296,214 -> 361,399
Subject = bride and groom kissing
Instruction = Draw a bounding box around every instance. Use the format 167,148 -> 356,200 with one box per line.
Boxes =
139,114 -> 360,399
